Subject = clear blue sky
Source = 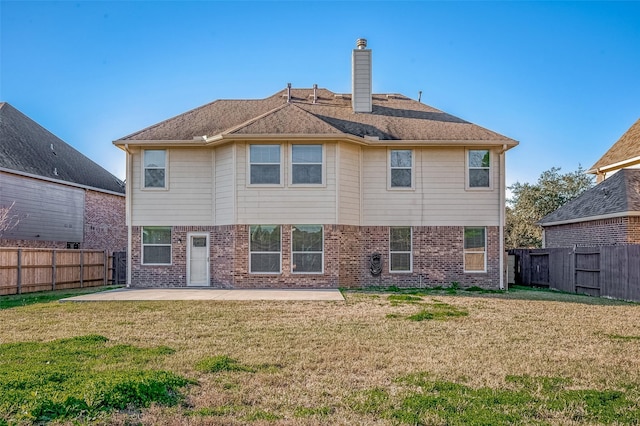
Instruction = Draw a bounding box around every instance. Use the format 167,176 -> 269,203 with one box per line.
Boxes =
2,1 -> 639,189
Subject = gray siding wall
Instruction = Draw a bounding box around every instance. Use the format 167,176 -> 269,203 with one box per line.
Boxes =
0,172 -> 84,242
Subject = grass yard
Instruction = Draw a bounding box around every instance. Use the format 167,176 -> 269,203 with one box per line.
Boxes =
1,287 -> 640,425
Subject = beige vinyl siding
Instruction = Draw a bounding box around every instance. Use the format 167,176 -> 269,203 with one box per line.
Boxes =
131,148 -> 213,225
338,142 -> 361,225
236,142 -> 337,224
214,144 -> 235,225
362,147 -> 500,226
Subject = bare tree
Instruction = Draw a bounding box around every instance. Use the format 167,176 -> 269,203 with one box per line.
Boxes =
0,201 -> 20,237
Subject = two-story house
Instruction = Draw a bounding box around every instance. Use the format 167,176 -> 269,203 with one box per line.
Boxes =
114,40 -> 518,289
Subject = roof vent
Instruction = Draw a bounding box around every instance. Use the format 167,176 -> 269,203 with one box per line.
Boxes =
53,167 -> 58,176
287,83 -> 292,103
356,38 -> 367,49
313,84 -> 318,104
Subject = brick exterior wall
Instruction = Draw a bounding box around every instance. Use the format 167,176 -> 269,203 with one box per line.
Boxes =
83,190 -> 126,253
1,188 -> 126,253
544,216 -> 640,248
131,225 -> 501,289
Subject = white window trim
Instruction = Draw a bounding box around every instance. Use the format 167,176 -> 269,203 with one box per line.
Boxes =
465,149 -> 493,191
388,149 -> 415,190
141,226 -> 172,266
141,149 -> 169,190
291,225 -> 324,274
247,144 -> 284,187
249,225 -> 282,274
289,144 -> 326,187
463,226 -> 487,273
389,226 -> 413,273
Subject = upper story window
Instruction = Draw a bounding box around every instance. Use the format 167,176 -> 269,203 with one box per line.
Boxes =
143,149 -> 166,188
467,150 -> 491,188
390,149 -> 413,188
249,225 -> 281,273
464,227 -> 486,272
291,145 -> 323,185
250,145 -> 281,185
389,226 -> 412,272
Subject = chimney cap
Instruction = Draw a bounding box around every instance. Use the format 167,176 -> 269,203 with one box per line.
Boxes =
356,38 -> 367,49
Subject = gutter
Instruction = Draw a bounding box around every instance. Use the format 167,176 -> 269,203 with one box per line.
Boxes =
538,210 -> 640,227
586,156 -> 640,175
498,144 -> 507,290
124,144 -> 133,288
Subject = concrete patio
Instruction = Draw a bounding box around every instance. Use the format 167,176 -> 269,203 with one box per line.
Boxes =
61,287 -> 345,302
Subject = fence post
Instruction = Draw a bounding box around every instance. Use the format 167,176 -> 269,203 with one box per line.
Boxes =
571,245 -> 576,293
104,250 -> 108,286
17,249 -> 22,295
80,250 -> 84,288
52,250 -> 57,291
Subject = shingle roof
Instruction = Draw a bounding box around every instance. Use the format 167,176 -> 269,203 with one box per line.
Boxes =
589,118 -> 640,173
0,102 -> 125,194
538,169 -> 640,226
118,88 -> 517,145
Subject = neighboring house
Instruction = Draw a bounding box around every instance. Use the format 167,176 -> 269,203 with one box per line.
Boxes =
586,118 -> 640,182
539,119 -> 640,247
114,39 -> 518,289
0,102 -> 126,253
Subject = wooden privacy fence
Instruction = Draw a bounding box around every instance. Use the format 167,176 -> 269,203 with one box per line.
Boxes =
510,245 -> 640,302
0,248 -> 112,295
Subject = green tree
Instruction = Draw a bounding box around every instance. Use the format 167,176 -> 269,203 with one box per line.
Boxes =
506,166 -> 594,249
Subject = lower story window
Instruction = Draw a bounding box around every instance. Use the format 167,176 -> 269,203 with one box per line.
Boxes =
464,227 -> 486,272
250,225 -> 281,273
390,226 -> 412,272
292,225 -> 323,273
142,226 -> 171,264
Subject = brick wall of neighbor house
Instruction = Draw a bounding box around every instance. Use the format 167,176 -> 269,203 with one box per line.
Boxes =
83,190 -> 126,253
544,217 -> 640,248
131,225 -> 501,289
0,238 -> 68,249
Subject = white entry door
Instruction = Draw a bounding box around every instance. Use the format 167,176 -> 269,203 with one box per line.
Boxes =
187,233 -> 209,286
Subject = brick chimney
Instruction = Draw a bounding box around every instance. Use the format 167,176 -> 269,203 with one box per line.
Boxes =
352,38 -> 372,113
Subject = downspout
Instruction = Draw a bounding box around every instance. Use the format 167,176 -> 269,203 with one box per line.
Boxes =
498,144 -> 507,290
124,144 -> 133,288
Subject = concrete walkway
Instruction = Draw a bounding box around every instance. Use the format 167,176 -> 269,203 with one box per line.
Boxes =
61,288 -> 345,302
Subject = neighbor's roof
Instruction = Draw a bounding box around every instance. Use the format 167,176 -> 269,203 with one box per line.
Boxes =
116,88 -> 518,147
538,168 -> 640,226
588,118 -> 640,174
0,102 -> 125,194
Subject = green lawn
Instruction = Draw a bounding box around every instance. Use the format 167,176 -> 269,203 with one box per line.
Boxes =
1,285 -> 638,425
